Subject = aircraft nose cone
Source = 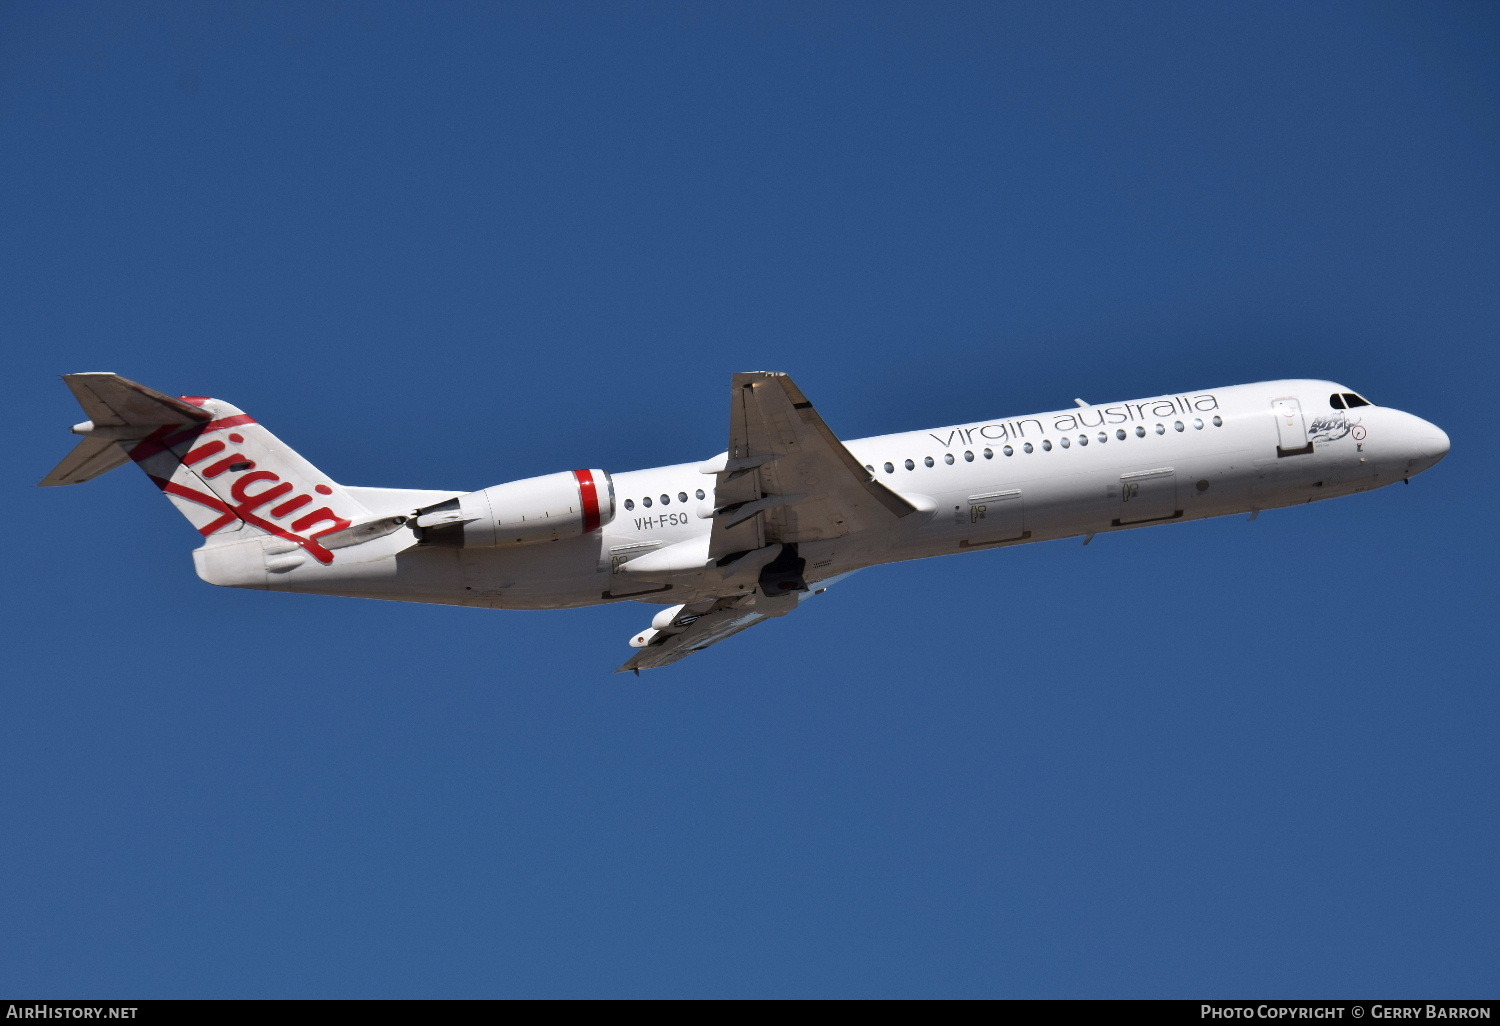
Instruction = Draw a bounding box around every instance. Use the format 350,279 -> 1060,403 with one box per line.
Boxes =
1407,417 -> 1450,475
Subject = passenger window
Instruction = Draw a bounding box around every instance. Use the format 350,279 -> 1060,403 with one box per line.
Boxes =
1098,432 -> 1108,443
983,448 -> 993,459
1174,421 -> 1184,432
1003,445 -> 1014,456
1194,418 -> 1204,430
1135,426 -> 1146,437
678,492 -> 688,503
924,456 -> 935,467
624,499 -> 634,511
1116,429 -> 1127,440
660,494 -> 670,505
865,465 -> 874,473
1041,439 -> 1052,451
964,450 -> 975,462
944,453 -> 955,465
1060,437 -> 1070,448
643,497 -> 653,508
1329,393 -> 1346,410
1078,435 -> 1088,446
1023,443 -> 1034,454
695,489 -> 705,500
1155,424 -> 1165,435
884,462 -> 894,474
1213,416 -> 1223,426
905,459 -> 915,470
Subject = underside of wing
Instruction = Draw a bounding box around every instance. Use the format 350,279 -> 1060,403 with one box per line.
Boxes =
615,373 -> 903,672
615,571 -> 855,673
615,597 -> 768,672
707,372 -> 919,558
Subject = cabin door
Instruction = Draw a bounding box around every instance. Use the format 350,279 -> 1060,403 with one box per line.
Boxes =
1273,398 -> 1313,456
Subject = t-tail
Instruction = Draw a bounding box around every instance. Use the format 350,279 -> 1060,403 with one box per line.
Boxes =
41,373 -> 369,567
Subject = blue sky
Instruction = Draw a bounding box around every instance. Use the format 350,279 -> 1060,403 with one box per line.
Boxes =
2,1 -> 1495,999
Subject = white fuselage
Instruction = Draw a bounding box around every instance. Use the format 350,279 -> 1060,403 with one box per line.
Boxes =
259,379 -> 1449,611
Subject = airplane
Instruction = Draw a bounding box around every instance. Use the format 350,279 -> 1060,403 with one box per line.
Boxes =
42,371 -> 1448,672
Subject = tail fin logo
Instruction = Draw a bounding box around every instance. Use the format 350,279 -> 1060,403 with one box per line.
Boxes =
131,416 -> 352,565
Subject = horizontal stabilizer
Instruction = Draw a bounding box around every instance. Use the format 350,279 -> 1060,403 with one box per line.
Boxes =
39,434 -> 132,486
40,373 -> 213,487
63,372 -> 211,428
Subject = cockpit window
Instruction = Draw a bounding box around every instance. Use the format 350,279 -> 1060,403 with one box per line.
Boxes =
1342,392 -> 1372,408
1329,393 -> 1346,410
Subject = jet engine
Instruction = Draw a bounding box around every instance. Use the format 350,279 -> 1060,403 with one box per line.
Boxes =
414,469 -> 615,547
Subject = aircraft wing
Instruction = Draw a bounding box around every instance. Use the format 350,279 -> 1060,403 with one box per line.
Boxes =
618,373 -> 909,672
707,372 -> 920,558
615,572 -> 854,673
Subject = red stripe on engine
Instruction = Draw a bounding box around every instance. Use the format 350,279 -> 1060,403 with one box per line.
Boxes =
574,469 -> 601,533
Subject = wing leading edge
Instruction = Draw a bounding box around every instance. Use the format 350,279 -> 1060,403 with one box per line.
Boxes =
707,372 -> 919,557
620,372 -> 913,671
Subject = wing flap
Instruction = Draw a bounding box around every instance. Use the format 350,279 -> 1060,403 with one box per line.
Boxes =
615,570 -> 858,673
707,372 -> 919,558
616,598 -> 768,672
616,372 -> 898,671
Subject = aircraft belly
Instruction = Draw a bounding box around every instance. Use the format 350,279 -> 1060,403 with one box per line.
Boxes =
263,544 -> 468,603
253,533 -> 611,610
459,538 -> 612,609
1027,473 -> 1108,536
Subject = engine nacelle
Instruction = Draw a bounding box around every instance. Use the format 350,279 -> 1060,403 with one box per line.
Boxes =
415,469 -> 615,547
